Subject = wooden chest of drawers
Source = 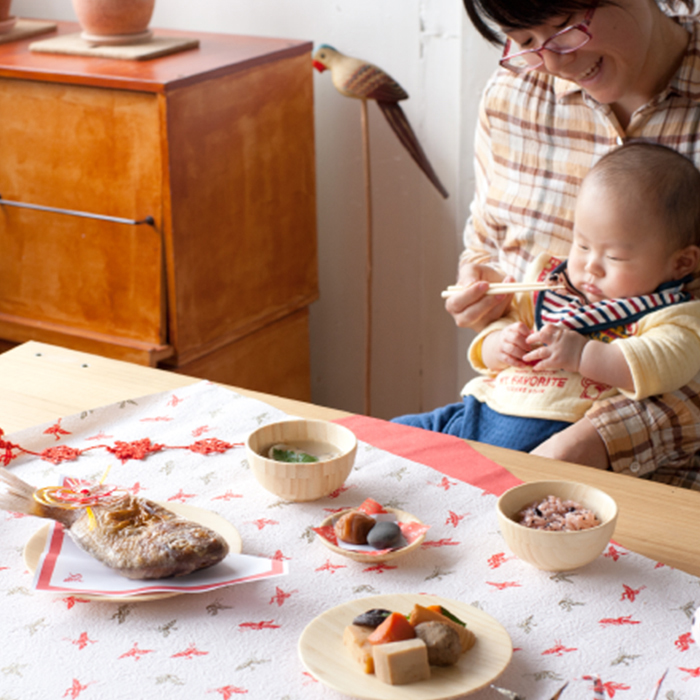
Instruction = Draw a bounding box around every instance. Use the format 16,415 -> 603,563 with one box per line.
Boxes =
0,22 -> 318,400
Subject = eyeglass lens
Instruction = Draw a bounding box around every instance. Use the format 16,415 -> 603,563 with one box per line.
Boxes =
504,26 -> 591,70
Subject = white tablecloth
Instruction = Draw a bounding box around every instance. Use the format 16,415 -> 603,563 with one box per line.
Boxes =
0,381 -> 698,700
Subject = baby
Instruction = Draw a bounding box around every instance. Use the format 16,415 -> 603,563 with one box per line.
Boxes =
394,141 -> 700,456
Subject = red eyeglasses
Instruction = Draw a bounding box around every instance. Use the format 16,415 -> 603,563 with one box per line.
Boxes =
499,4 -> 596,74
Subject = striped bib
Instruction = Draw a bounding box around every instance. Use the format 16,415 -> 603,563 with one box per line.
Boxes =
534,260 -> 691,336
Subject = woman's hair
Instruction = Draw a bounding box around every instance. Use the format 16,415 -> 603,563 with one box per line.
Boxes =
587,141 -> 700,249
463,0 -> 695,46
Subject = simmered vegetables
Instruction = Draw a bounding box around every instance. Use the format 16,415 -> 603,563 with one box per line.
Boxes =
342,602 -> 476,685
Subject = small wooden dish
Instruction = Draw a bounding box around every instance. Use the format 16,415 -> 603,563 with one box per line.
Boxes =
298,593 -> 512,699
316,507 -> 427,563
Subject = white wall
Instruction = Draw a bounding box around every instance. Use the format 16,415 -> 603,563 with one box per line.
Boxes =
13,0 -> 498,419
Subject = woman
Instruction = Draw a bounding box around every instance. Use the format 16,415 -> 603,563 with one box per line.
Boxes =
448,0 -> 700,486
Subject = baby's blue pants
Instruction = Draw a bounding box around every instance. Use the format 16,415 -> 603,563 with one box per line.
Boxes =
391,395 -> 571,453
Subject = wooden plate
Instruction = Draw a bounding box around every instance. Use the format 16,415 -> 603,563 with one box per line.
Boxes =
23,503 -> 242,602
317,507 -> 427,563
298,593 -> 512,699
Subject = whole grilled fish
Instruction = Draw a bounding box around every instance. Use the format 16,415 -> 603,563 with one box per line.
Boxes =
0,468 -> 229,580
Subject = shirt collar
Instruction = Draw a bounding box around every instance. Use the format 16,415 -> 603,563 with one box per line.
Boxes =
667,17 -> 700,101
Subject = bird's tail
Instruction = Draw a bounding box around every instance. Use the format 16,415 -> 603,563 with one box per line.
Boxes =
376,101 -> 448,199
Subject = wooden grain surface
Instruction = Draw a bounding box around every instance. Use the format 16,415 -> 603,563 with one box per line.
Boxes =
0,20 -> 312,93
0,28 -> 317,395
1,341 -> 698,578
0,80 -> 164,344
165,309 -> 313,401
163,51 -> 318,361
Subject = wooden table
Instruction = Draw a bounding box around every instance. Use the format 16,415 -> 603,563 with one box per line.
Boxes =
1,341 -> 698,578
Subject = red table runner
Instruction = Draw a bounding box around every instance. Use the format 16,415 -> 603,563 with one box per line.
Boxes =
336,415 -> 522,496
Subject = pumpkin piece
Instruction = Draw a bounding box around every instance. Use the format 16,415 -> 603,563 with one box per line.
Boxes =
367,611 -> 416,645
343,624 -> 375,673
408,604 -> 476,652
426,604 -> 467,626
372,638 -> 430,685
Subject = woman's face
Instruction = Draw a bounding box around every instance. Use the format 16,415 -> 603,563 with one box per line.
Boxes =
502,0 -> 657,106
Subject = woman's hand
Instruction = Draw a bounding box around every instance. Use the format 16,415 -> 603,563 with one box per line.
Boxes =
522,323 -> 587,373
445,263 -> 513,332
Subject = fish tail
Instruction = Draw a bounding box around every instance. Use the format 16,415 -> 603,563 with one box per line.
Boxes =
0,467 -> 73,524
0,467 -> 40,515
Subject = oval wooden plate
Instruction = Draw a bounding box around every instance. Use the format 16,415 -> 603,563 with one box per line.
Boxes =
317,507 -> 426,563
23,503 -> 242,602
298,593 -> 512,700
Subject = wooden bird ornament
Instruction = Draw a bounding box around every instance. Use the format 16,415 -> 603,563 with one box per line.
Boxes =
313,44 -> 449,199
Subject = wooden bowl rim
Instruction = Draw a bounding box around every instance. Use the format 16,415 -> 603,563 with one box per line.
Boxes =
246,419 -> 358,466
497,480 -> 618,536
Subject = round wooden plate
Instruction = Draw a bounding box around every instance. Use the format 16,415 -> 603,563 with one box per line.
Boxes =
23,503 -> 242,602
298,593 -> 512,700
317,507 -> 426,563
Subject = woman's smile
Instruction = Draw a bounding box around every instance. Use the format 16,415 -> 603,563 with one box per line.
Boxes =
575,56 -> 603,83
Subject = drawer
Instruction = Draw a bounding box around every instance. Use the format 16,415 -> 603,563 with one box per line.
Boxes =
0,79 -> 165,344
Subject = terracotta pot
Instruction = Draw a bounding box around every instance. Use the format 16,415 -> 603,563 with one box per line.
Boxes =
0,0 -> 16,35
72,0 -> 156,45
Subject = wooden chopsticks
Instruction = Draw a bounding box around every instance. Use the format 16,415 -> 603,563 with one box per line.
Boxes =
441,281 -> 565,299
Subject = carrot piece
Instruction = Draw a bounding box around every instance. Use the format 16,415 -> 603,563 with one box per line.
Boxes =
367,612 -> 416,645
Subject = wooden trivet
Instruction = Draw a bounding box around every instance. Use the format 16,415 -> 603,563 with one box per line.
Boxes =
29,32 -> 199,61
0,19 -> 57,45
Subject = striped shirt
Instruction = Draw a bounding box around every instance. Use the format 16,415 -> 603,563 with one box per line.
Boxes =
461,16 -> 700,487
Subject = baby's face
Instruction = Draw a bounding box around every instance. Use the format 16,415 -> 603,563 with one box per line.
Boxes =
568,179 -> 680,303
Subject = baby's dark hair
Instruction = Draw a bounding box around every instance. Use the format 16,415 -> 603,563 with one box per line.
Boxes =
462,0 -> 694,46
587,141 -> 700,249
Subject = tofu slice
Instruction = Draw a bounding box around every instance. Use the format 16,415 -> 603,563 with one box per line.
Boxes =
343,624 -> 375,673
372,638 -> 431,685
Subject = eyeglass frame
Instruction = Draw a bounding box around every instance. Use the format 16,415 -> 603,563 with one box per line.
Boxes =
498,3 -> 597,74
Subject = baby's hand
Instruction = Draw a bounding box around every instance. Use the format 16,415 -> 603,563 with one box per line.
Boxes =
496,322 -> 534,368
523,324 -> 587,373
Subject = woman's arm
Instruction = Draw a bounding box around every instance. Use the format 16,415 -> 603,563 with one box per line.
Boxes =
446,86 -> 515,332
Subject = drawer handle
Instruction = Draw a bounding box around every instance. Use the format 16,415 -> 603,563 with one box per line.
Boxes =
0,195 -> 155,227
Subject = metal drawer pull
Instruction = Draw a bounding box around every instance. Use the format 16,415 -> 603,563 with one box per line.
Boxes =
0,195 -> 155,227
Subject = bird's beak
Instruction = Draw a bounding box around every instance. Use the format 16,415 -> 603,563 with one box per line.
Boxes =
312,60 -> 327,72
